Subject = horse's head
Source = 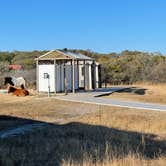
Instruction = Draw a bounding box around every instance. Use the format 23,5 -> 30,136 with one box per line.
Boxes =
4,77 -> 14,86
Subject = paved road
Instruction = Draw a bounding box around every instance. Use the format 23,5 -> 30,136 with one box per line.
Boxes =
55,88 -> 166,112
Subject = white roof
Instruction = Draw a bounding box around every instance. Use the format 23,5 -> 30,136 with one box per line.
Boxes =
62,51 -> 92,60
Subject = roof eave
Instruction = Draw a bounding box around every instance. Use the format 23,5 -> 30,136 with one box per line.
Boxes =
35,58 -> 94,61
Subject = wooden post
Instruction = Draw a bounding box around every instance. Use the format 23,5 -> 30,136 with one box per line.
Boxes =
60,61 -> 62,91
94,61 -> 96,91
36,59 -> 39,92
54,59 -> 56,94
47,74 -> 50,97
87,63 -> 90,90
77,60 -> 79,90
64,60 -> 67,95
98,64 -> 102,88
92,60 -> 96,91
70,60 -> 72,91
84,60 -> 86,91
72,59 -> 75,93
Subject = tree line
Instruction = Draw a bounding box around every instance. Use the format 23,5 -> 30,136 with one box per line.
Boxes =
0,49 -> 166,85
71,49 -> 166,84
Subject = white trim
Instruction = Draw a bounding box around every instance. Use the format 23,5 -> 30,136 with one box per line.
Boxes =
56,50 -> 75,59
37,50 -> 94,61
38,50 -> 55,59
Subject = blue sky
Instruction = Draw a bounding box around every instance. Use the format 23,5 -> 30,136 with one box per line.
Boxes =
0,0 -> 166,53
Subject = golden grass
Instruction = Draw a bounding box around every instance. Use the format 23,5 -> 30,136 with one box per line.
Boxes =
105,83 -> 166,104
1,93 -> 166,135
62,155 -> 166,166
75,106 -> 166,136
0,92 -> 166,165
62,104 -> 166,166
0,93 -> 100,128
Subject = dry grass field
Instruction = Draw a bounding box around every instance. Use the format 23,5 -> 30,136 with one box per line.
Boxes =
0,93 -> 100,125
0,88 -> 166,166
105,83 -> 166,104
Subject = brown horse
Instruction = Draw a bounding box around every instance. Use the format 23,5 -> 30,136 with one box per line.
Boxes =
7,85 -> 29,97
